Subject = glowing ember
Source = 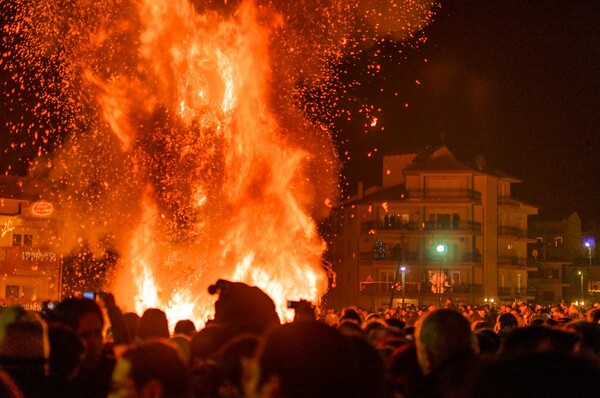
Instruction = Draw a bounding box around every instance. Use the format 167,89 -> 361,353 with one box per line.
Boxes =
1,0 -> 436,326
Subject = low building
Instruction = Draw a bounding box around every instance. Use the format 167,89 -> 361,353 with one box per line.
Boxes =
528,210 -> 598,304
0,176 -> 61,308
328,146 -> 538,310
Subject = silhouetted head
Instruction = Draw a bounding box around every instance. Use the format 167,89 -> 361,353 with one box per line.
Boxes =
254,322 -> 365,398
137,308 -> 169,341
109,340 -> 188,398
53,297 -> 105,366
209,280 -> 280,338
415,308 -> 478,375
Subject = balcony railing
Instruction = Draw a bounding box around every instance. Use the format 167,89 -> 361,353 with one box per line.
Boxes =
407,189 -> 482,201
497,256 -> 527,266
362,220 -> 482,233
361,250 -> 481,263
361,220 -> 420,232
497,226 -> 527,237
497,286 -> 526,298
359,281 -> 483,295
422,220 -> 482,232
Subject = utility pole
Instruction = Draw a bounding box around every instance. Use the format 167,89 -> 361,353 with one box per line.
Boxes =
388,235 -> 405,309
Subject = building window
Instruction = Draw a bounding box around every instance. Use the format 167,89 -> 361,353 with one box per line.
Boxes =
23,234 -> 33,246
554,237 -> 563,247
5,285 -> 20,299
379,270 -> 395,292
12,234 -> 22,246
427,213 -> 451,230
400,213 -> 409,225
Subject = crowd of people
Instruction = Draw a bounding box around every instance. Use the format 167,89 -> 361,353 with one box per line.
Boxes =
0,279 -> 599,398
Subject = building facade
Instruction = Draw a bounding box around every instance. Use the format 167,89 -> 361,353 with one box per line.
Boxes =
0,176 -> 61,306
328,146 -> 538,310
528,211 -> 598,304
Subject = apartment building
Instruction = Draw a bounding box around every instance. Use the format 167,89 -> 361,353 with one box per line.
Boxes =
328,146 -> 538,309
0,176 -> 61,306
528,210 -> 598,304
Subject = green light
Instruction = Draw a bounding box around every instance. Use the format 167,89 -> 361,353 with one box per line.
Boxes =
436,244 -> 446,253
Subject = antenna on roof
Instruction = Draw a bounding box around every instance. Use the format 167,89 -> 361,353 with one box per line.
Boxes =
440,130 -> 446,146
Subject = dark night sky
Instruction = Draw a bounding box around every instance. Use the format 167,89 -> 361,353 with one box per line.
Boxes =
337,0 -> 600,229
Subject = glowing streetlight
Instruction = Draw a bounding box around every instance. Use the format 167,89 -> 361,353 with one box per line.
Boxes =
400,266 -> 407,309
435,243 -> 447,306
583,237 -> 594,271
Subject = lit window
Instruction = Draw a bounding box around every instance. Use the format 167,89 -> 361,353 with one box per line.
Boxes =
554,237 -> 563,247
12,234 -> 22,246
400,213 -> 409,225
24,234 -> 33,246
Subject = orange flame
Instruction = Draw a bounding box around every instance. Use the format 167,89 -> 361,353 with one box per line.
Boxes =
106,0 -> 331,326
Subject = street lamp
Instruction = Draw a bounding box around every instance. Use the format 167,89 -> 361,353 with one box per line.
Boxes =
583,237 -> 594,271
435,243 -> 447,306
388,236 -> 406,310
400,266 -> 406,309
578,270 -> 584,301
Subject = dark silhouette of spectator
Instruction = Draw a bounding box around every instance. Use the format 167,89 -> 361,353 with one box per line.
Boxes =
190,324 -> 233,368
289,300 -> 316,323
471,320 -> 491,331
386,317 -> 405,330
563,320 -> 600,360
170,319 -> 195,365
345,334 -> 387,398
0,306 -> 49,398
472,351 -> 600,398
528,312 -> 551,326
216,334 -> 261,397
475,328 -> 500,359
122,312 -> 140,343
414,308 -> 481,398
108,340 -> 189,398
208,280 -> 280,344
339,307 -> 363,325
136,308 -> 170,341
251,321 -> 381,398
337,320 -> 365,338
497,326 -> 579,361
387,342 -> 423,398
494,312 -> 518,337
46,323 -> 84,397
190,280 -> 280,397
173,319 -> 196,338
189,362 -> 223,398
52,297 -> 116,398
587,307 -> 600,323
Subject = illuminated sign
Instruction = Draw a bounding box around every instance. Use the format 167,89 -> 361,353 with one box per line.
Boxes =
22,251 -> 57,262
1,220 -> 14,237
31,201 -> 53,217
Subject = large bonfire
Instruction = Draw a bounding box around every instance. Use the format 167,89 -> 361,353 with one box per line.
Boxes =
1,0 -> 435,325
